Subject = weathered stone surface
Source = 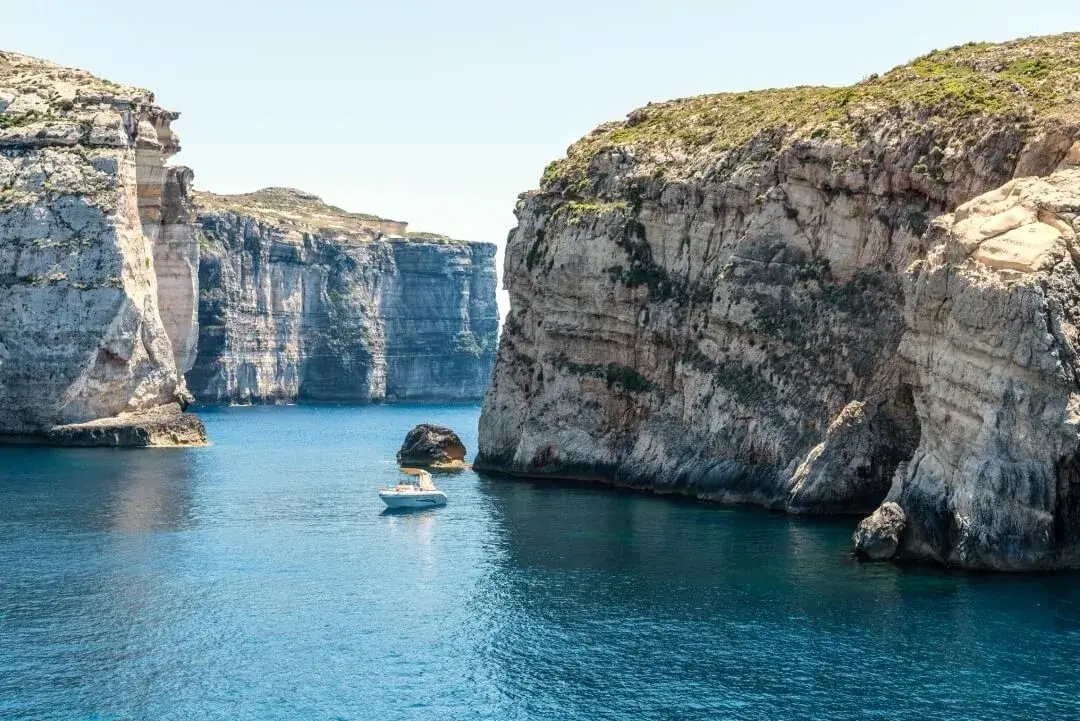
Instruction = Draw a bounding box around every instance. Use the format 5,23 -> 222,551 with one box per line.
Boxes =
0,50 -> 204,444
186,188 -> 499,404
44,403 -> 206,447
477,33 -> 1080,568
788,398 -> 919,514
853,501 -> 907,561
862,167 -> 1080,570
396,423 -> 468,469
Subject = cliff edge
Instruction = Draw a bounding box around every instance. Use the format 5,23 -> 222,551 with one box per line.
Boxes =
0,51 -> 205,445
477,33 -> 1080,569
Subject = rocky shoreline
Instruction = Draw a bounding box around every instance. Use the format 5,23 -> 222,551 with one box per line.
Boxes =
44,403 -> 207,447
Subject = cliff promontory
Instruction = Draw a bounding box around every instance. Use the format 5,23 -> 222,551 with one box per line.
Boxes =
0,51 -> 205,445
477,33 -> 1080,569
187,188 -> 499,404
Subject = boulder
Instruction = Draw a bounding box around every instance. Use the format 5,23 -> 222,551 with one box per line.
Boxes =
397,424 -> 468,470
852,502 -> 907,561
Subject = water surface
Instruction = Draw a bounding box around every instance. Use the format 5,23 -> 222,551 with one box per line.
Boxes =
1,405 -> 1079,720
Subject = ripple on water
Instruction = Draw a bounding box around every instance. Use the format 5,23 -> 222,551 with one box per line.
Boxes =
2,405 -> 1080,720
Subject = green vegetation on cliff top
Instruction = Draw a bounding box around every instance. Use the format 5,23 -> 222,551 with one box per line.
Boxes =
543,33 -> 1080,190
194,187 -> 392,226
194,188 -> 470,245
0,50 -> 142,115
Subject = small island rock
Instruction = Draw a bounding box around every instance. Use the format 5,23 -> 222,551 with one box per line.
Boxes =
397,424 -> 468,470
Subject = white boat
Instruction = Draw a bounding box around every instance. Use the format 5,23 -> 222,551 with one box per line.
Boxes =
379,469 -> 447,509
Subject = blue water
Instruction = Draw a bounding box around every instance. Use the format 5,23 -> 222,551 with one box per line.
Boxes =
2,405 -> 1080,720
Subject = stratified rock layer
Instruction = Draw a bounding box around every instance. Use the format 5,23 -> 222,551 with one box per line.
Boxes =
0,50 -> 204,445
46,403 -> 206,447
477,33 -> 1080,568
187,188 -> 499,404
857,167 -> 1080,569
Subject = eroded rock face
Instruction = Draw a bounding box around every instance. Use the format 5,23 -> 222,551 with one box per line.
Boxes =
397,423 -> 468,469
863,166 -> 1080,570
186,189 -> 499,404
477,33 -> 1080,568
0,50 -> 204,445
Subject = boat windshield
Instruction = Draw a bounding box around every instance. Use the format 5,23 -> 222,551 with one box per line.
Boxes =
400,468 -> 436,490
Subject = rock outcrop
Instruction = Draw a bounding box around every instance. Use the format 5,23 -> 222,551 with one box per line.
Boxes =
46,402 -> 206,447
0,51 -> 205,445
397,423 -> 468,470
856,167 -> 1080,569
186,188 -> 499,404
852,501 -> 908,561
477,33 -> 1080,568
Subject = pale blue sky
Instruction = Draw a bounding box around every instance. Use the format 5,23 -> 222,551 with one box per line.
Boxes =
2,2 -> 1076,279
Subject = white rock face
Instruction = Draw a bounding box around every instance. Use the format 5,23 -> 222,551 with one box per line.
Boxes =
859,167 -> 1080,569
0,50 -> 203,444
187,189 -> 499,404
479,128 -> 1071,511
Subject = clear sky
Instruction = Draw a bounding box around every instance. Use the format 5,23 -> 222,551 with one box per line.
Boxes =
2,1 -> 1076,314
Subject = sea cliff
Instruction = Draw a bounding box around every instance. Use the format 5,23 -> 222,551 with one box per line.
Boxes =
187,188 -> 499,404
0,51 -> 205,445
477,34 -> 1080,569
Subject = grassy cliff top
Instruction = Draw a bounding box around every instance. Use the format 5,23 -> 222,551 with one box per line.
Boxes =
0,50 -> 154,117
406,230 -> 456,242
194,187 -> 474,244
193,187 -> 406,235
543,32 -> 1080,191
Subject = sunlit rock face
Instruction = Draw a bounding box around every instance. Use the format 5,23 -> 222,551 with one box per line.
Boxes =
477,33 -> 1080,568
187,188 -> 499,404
858,166 -> 1080,570
0,50 -> 204,445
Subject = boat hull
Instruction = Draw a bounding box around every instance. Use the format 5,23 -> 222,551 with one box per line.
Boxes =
378,490 -> 447,508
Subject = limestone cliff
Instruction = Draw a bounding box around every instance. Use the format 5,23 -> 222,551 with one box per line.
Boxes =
187,188 -> 498,404
477,33 -> 1080,568
856,166 -> 1080,570
0,51 -> 205,445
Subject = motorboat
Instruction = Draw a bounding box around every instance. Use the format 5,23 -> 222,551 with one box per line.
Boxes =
378,468 -> 447,509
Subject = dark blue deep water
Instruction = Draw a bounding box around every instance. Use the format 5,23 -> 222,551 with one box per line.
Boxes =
2,405 -> 1080,720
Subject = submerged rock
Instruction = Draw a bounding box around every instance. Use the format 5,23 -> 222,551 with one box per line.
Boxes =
853,502 -> 907,561
0,50 -> 206,446
397,424 -> 468,470
476,33 -> 1080,569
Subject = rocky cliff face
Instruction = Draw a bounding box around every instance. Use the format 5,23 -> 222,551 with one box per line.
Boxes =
0,51 -> 205,445
477,34 -> 1080,568
187,188 -> 498,404
856,166 -> 1080,569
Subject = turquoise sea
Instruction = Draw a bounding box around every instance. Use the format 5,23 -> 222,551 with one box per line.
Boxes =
1,404 -> 1079,720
